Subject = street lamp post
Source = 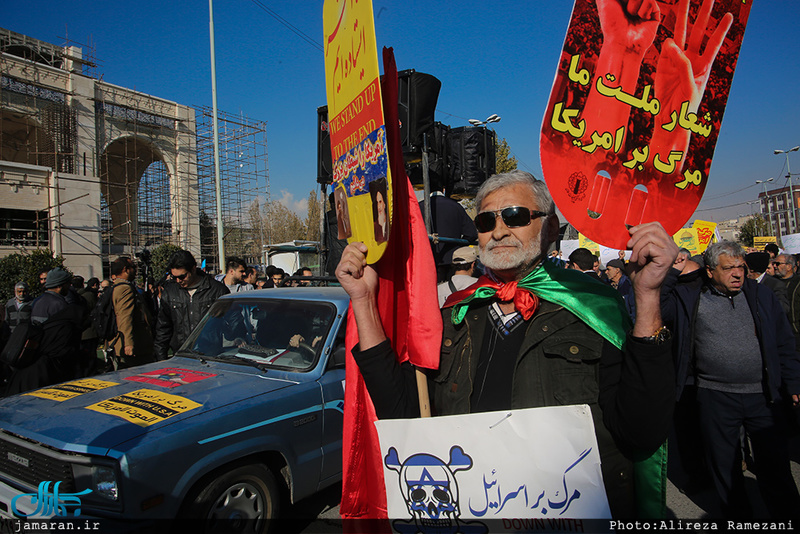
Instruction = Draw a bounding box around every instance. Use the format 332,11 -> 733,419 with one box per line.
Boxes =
756,178 -> 775,237
209,0 -> 225,272
774,146 -> 800,234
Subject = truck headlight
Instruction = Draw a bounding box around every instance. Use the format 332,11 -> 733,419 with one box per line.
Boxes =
92,466 -> 119,501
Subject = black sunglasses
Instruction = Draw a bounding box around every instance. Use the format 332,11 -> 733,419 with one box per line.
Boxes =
474,207 -> 548,233
171,272 -> 190,281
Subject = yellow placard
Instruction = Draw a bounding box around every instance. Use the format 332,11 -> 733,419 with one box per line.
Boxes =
754,236 -> 778,248
25,379 -> 120,402
578,233 -> 600,254
692,220 -> 717,252
86,389 -> 201,427
673,228 -> 700,256
323,0 -> 391,263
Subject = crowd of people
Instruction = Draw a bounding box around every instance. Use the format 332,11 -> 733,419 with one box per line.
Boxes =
0,167 -> 798,519
0,251 -> 318,396
339,169 -> 800,520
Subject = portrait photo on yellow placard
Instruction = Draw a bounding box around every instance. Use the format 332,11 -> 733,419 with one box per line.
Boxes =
324,0 -> 391,264
85,389 -> 201,427
369,178 -> 389,244
25,379 -> 120,402
333,184 -> 353,240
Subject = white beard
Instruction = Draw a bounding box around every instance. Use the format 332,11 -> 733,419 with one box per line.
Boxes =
479,230 -> 544,274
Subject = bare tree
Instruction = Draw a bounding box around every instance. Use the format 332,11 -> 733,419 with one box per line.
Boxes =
249,193 -> 311,245
305,189 -> 322,242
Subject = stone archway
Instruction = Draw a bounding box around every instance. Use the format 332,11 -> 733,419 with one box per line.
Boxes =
99,135 -> 168,246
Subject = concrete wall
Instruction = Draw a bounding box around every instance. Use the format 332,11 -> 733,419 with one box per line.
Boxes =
0,161 -> 103,277
49,171 -> 103,278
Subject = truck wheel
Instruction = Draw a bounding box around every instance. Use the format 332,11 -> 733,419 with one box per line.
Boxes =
188,464 -> 279,534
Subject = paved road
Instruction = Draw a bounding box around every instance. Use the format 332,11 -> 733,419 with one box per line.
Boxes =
286,433 -> 800,532
664,431 -> 800,519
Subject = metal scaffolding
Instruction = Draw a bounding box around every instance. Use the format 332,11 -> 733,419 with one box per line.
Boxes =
195,106 -> 269,271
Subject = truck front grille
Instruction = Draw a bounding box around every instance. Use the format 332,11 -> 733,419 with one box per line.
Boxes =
0,436 -> 76,492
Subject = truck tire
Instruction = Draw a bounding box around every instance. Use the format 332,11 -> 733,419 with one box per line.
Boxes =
188,464 -> 279,534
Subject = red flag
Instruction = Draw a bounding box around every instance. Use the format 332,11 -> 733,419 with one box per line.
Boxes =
340,47 -> 442,521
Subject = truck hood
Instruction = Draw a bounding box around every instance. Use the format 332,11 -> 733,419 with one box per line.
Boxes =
0,358 -> 296,454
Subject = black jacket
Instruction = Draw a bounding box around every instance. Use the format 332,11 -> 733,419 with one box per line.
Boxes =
422,194 -> 478,266
30,290 -> 69,325
761,274 -> 790,315
5,300 -> 83,396
354,300 -> 674,518
786,274 -> 800,352
661,268 -> 800,402
4,298 -> 32,332
77,288 -> 99,341
154,272 -> 229,359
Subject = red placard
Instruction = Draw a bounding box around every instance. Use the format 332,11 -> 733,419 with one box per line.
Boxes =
541,0 -> 752,248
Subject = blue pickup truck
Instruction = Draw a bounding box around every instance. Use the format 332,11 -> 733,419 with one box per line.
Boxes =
0,287 -> 349,532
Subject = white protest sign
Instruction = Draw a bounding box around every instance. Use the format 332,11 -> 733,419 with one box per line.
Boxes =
781,233 -> 800,254
598,246 -> 631,267
375,405 -> 611,532
559,240 -> 580,261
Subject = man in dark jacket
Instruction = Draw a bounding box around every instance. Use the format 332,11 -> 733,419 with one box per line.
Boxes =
6,268 -> 83,395
338,170 -> 677,518
4,282 -> 32,332
661,241 -> 800,519
745,251 -> 789,314
30,269 -> 75,326
154,250 -> 228,360
783,256 -> 800,352
568,247 -> 602,282
606,258 -> 636,321
421,187 -> 479,281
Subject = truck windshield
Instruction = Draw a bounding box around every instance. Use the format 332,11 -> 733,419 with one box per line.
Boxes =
178,298 -> 335,371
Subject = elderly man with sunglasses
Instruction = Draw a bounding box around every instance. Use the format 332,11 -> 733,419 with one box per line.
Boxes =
337,170 -> 678,518
772,253 -> 796,282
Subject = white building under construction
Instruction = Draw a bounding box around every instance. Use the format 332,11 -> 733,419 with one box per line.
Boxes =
0,28 -> 268,277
